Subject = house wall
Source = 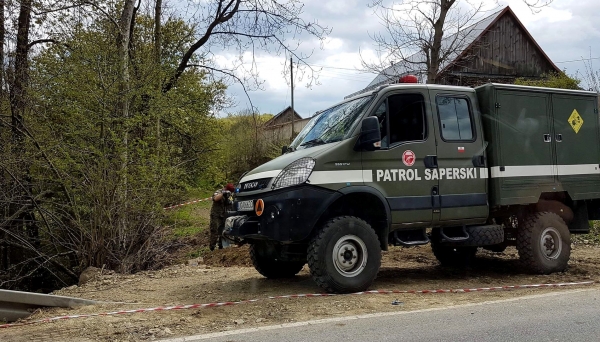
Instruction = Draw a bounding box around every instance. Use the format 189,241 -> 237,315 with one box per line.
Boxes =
438,14 -> 558,87
266,108 -> 301,127
264,118 -> 311,142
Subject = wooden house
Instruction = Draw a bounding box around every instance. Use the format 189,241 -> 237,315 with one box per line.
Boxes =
349,6 -> 560,97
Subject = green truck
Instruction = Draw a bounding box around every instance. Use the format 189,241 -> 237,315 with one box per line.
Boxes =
223,82 -> 600,293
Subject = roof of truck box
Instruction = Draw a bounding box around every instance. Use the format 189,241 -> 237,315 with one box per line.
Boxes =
476,83 -> 598,96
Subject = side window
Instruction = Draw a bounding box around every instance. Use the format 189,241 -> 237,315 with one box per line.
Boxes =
373,102 -> 388,147
436,96 -> 474,141
388,94 -> 426,145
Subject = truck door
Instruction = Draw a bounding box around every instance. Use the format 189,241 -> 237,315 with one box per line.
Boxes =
552,94 -> 600,197
361,90 -> 438,227
428,90 -> 488,222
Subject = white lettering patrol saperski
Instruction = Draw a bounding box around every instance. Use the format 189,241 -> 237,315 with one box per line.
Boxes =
376,168 -> 482,181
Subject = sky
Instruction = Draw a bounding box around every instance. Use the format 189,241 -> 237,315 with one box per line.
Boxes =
216,0 -> 600,118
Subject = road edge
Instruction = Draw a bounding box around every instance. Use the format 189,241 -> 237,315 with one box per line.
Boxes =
159,288 -> 595,341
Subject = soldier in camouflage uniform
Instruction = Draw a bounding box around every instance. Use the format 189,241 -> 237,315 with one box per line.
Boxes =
209,183 -> 235,251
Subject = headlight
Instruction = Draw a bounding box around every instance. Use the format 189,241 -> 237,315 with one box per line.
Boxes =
271,157 -> 316,190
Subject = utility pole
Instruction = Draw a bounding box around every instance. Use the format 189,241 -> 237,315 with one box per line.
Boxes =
290,56 -> 294,141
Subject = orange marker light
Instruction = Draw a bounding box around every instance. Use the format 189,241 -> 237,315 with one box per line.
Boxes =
255,199 -> 265,216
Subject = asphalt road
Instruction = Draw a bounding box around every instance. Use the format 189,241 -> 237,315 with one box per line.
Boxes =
163,289 -> 600,342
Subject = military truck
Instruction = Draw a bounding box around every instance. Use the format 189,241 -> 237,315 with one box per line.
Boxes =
223,81 -> 600,293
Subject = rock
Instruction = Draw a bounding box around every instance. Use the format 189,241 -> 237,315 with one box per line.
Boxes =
234,319 -> 245,325
65,285 -> 78,290
164,328 -> 174,335
79,266 -> 101,286
255,318 -> 265,323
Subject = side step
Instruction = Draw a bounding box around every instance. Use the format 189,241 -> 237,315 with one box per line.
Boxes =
437,226 -> 470,242
392,229 -> 430,247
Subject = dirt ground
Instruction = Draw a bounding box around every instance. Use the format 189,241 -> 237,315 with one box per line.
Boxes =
3,243 -> 600,342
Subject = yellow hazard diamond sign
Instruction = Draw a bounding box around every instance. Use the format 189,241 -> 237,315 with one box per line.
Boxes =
568,109 -> 584,134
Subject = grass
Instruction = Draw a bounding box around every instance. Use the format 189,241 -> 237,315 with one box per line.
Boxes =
166,189 -> 215,238
573,221 -> 600,245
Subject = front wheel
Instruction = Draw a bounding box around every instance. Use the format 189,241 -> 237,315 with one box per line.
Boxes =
517,211 -> 570,274
308,216 -> 381,293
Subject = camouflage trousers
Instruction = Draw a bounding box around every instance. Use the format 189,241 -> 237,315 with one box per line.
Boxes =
209,214 -> 225,249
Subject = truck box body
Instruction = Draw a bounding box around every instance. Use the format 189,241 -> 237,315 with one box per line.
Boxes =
475,84 -> 600,207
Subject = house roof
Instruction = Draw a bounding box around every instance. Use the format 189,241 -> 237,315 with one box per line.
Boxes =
264,106 -> 302,127
362,6 -> 560,91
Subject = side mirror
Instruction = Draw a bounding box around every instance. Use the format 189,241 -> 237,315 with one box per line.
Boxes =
355,117 -> 381,151
281,146 -> 288,155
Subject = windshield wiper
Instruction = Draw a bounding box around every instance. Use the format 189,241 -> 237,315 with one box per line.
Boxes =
299,138 -> 327,147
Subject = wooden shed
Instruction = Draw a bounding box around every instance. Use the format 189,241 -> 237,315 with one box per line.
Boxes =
350,6 -> 560,97
438,6 -> 561,87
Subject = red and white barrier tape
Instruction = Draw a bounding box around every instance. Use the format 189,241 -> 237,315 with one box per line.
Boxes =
163,197 -> 212,210
0,281 -> 593,329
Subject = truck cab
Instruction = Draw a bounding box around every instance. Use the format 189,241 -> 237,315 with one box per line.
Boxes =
224,82 -> 599,293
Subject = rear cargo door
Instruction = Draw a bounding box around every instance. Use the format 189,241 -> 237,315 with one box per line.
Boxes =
494,91 -> 556,199
428,90 -> 488,222
552,95 -> 600,199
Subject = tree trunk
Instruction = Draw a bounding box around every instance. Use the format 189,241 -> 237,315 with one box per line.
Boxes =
428,0 -> 455,84
0,0 -> 5,99
5,0 -> 34,277
154,0 -> 162,148
116,0 -> 136,248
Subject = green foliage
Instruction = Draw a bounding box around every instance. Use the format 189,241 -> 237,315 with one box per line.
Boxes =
14,13 -> 226,274
213,111 -> 287,185
573,221 -> 600,245
515,72 -> 581,90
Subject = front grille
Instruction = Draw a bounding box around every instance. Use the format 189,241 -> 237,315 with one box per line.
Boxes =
238,178 -> 272,193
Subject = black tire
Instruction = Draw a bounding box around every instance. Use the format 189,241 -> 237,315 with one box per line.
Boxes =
307,216 -> 381,293
431,243 -> 477,267
464,225 -> 504,246
517,211 -> 571,274
250,242 -> 305,278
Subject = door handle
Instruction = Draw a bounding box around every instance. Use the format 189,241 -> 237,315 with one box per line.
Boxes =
543,134 -> 552,143
556,134 -> 562,142
424,155 -> 438,168
472,155 -> 486,167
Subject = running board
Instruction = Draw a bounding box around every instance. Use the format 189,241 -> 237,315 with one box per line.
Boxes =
438,226 -> 470,242
392,229 -> 430,247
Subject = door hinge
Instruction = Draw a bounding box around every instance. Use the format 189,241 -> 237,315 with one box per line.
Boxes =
495,103 -> 501,109
595,108 -> 598,114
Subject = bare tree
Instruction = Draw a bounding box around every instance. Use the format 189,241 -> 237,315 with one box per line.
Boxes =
364,0 -> 553,84
161,0 -> 330,104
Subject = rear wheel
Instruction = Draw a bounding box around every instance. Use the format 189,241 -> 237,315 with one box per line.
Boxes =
250,241 -> 305,278
517,212 -> 570,274
308,216 -> 381,293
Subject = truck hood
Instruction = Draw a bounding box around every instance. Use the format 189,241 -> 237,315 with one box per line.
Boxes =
239,142 -> 341,183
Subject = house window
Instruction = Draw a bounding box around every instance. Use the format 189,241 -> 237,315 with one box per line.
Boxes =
436,96 -> 474,141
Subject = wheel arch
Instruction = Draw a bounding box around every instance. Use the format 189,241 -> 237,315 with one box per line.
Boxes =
314,186 -> 391,250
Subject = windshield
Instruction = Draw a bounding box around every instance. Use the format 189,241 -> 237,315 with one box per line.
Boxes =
290,95 -> 374,149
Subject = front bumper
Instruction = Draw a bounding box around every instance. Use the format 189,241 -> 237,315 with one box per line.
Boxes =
223,185 -> 340,243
